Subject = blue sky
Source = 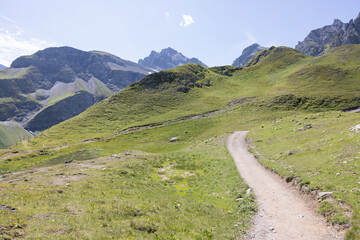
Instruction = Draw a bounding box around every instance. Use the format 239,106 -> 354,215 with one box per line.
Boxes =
0,0 -> 359,66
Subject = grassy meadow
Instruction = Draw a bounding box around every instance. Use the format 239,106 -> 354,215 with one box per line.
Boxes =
0,109 -> 262,239
0,45 -> 359,239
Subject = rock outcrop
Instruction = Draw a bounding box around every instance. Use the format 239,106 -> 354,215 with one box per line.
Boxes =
232,43 -> 267,67
296,12 -> 360,56
138,47 -> 207,71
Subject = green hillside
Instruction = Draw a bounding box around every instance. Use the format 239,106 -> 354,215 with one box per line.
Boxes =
16,45 -> 360,150
0,45 -> 359,239
0,121 -> 32,149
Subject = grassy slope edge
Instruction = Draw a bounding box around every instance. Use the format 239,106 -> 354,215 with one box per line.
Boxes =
0,122 -> 32,149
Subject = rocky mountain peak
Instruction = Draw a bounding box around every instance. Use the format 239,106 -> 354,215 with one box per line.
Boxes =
232,43 -> 267,67
161,47 -> 178,56
332,19 -> 344,28
295,12 -> 360,56
138,47 -> 207,71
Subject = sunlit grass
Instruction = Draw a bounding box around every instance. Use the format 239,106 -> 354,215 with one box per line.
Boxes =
1,45 -> 360,238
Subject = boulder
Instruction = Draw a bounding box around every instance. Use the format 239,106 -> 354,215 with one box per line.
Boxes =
318,192 -> 332,199
170,137 -> 178,142
349,124 -> 360,133
246,188 -> 252,195
298,124 -> 312,131
0,205 -> 16,211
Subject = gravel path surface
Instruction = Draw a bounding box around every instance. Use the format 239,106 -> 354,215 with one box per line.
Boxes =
227,131 -> 344,240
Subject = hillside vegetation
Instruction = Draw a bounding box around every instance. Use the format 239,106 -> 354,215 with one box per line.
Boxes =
0,45 -> 359,239
0,121 -> 32,149
16,45 -> 360,150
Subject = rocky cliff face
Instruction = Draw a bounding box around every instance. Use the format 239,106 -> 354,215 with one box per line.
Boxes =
0,46 -> 153,131
296,12 -> 360,56
232,43 -> 267,67
138,47 -> 207,71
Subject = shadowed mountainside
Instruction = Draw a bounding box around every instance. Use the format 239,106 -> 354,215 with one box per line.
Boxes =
0,46 -> 153,132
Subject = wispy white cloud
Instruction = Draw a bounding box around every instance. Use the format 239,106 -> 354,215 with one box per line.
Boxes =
233,32 -> 257,53
1,15 -> 16,23
244,32 -> 256,43
0,29 -> 58,66
179,14 -> 194,27
165,12 -> 170,18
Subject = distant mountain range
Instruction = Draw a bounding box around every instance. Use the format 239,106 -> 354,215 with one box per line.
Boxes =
232,43 -> 267,67
0,46 -> 153,132
138,47 -> 207,71
296,12 -> 360,56
0,64 -> 7,70
0,46 -> 209,134
1,11 -> 360,139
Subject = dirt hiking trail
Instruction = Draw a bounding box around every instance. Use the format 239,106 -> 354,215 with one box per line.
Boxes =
227,131 -> 344,240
